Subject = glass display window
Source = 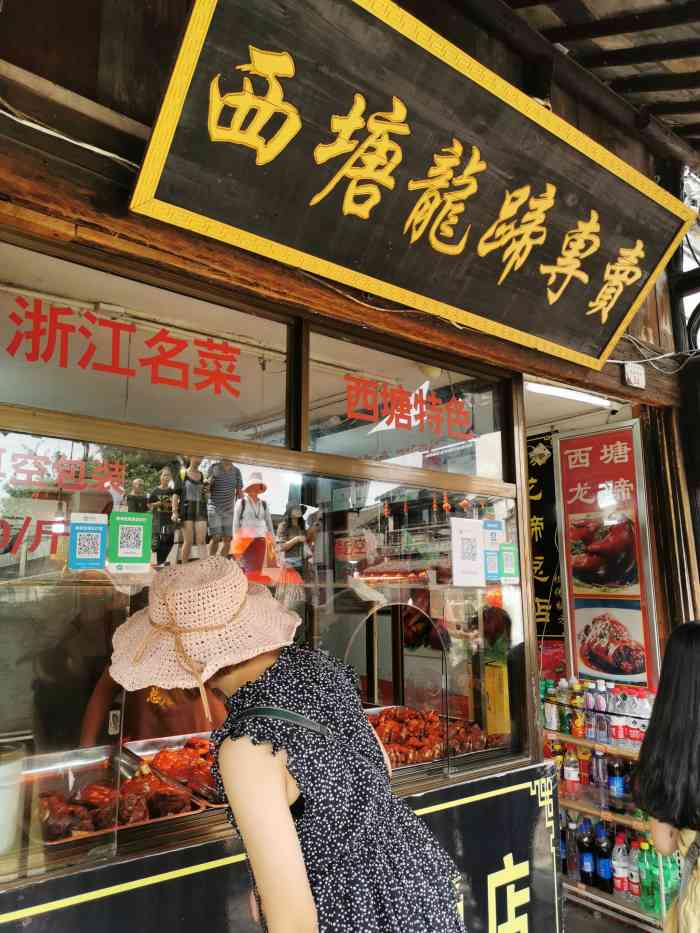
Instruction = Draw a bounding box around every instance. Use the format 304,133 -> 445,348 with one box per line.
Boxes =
308,331 -> 505,479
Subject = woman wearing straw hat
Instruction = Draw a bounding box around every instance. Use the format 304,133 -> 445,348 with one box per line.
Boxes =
110,557 -> 466,933
231,471 -> 277,582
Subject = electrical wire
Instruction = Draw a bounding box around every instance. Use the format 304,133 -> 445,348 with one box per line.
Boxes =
686,234 -> 700,270
0,95 -> 140,171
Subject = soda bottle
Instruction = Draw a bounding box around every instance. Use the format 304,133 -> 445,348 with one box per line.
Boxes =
566,814 -> 580,881
594,822 -> 614,894
640,841 -> 660,916
584,681 -> 597,740
607,758 -> 626,814
558,678 -> 572,734
577,817 -> 596,887
544,687 -> 559,732
563,745 -> 580,797
595,680 -> 609,743
571,682 -> 586,738
578,746 -> 592,787
612,832 -> 629,895
609,687 -> 626,748
628,838 -> 641,900
661,854 -> 680,911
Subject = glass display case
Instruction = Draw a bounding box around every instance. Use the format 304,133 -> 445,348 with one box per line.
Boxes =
0,430 -> 528,888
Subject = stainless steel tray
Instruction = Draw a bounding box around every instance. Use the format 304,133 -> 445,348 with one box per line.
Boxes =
28,745 -> 204,847
124,733 -> 224,808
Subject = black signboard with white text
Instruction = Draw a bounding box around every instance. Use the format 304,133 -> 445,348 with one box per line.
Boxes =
528,432 -> 564,639
131,0 -> 693,370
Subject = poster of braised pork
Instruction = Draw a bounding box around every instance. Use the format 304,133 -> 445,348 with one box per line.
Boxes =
555,424 -> 656,686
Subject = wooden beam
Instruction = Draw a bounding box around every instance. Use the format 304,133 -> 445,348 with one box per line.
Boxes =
450,0 -> 700,167
676,123 -> 700,137
610,71 -> 700,94
578,39 -> 700,70
648,99 -> 700,116
543,1 -> 700,44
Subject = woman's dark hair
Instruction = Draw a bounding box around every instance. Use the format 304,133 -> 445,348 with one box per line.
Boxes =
633,622 -> 700,830
279,503 -> 305,533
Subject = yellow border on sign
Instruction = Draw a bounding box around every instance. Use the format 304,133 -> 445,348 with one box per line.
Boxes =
130,0 -> 695,372
0,777 -> 556,927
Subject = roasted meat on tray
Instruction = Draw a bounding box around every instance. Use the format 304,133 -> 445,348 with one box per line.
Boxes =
149,737 -> 218,798
368,706 -> 486,767
39,794 -> 94,840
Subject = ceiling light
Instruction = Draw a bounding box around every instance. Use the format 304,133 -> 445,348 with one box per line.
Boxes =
525,382 -> 611,408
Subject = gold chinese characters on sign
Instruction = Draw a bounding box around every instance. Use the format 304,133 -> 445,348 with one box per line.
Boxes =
205,43 -> 649,324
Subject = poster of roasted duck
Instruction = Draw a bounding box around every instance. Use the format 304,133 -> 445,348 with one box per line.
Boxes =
574,600 -> 647,684
554,423 -> 657,686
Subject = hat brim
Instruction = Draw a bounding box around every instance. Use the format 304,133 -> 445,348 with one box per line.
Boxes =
243,483 -> 267,494
110,586 -> 300,691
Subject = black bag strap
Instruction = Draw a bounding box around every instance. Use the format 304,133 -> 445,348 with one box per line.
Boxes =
231,706 -> 331,738
230,706 -> 387,778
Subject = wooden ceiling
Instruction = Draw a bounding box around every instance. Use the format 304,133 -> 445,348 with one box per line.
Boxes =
506,1 -> 700,147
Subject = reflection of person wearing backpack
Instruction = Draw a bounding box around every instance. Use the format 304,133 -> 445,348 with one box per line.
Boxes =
231,472 -> 277,582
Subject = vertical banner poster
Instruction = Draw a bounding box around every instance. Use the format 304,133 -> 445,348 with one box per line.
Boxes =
527,433 -> 564,639
555,423 -> 656,686
68,513 -> 108,571
106,512 -> 152,573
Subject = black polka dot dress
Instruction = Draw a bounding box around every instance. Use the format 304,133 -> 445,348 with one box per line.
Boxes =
211,646 -> 467,933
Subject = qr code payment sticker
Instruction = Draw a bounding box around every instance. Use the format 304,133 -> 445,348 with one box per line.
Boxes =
502,549 -> 516,575
76,531 -> 102,559
460,537 -> 478,562
118,523 -> 144,557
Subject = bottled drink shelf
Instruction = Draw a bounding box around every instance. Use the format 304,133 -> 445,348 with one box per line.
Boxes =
559,789 -> 650,833
563,881 -> 662,931
545,729 -> 640,761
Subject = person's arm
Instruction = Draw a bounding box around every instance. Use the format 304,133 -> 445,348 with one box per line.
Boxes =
651,819 -> 679,856
265,503 -> 275,537
218,737 -> 318,933
232,498 -> 243,536
80,668 -> 118,747
172,482 -> 181,521
370,725 -> 392,777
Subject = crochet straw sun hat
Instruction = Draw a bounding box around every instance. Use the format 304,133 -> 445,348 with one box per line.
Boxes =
110,557 -> 300,719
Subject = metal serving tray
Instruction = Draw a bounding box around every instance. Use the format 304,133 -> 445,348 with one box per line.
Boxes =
27,745 -> 204,847
124,733 -> 225,808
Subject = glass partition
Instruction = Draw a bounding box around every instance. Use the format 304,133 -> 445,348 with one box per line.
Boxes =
308,331 -> 505,478
0,429 -> 525,882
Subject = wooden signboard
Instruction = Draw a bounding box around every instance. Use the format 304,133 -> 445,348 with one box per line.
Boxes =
131,0 -> 694,370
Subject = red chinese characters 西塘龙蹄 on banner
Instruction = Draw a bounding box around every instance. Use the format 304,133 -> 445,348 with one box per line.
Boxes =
557,425 -> 654,686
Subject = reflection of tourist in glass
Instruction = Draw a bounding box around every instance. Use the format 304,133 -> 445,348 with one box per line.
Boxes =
149,468 -> 176,567
126,478 -> 149,513
276,504 -> 307,574
208,458 -> 242,557
172,457 -> 207,562
232,471 -> 276,581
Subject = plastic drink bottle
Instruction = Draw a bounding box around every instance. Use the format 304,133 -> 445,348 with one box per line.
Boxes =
584,682 -> 597,740
563,746 -> 580,797
594,822 -> 614,894
595,680 -> 609,743
566,815 -> 580,881
662,854 -> 680,911
544,687 -> 559,732
607,758 -> 626,814
570,682 -> 585,738
612,833 -> 629,895
558,678 -> 572,734
628,839 -> 641,900
577,817 -> 596,887
578,747 -> 592,787
640,841 -> 660,916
